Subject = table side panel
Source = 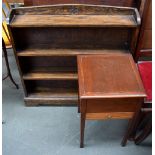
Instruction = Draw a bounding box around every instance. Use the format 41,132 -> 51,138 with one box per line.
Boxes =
86,98 -> 142,113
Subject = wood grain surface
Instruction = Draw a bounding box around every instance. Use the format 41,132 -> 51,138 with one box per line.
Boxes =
23,72 -> 78,80
78,54 -> 146,99
11,15 -> 137,27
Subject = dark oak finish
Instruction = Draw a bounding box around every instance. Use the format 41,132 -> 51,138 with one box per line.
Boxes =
12,27 -> 132,50
77,54 -> 146,147
7,4 -> 140,106
24,80 -> 78,105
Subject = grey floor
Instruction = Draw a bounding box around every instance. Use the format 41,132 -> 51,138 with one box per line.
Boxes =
2,49 -> 152,155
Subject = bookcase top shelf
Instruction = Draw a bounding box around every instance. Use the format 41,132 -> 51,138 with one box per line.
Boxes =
8,4 -> 140,27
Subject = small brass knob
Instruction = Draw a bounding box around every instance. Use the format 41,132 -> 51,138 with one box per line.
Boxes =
108,115 -> 112,119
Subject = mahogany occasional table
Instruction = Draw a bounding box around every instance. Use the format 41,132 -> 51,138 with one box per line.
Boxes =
77,54 -> 146,148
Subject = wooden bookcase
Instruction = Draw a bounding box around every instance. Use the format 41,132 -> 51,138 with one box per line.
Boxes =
7,4 -> 141,106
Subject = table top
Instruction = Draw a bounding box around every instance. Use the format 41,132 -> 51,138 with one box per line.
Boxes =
78,54 -> 146,99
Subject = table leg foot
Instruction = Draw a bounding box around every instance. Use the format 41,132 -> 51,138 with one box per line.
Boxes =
78,97 -> 80,113
122,110 -> 141,146
80,113 -> 85,148
121,140 -> 127,147
80,143 -> 84,148
78,106 -> 80,113
135,120 -> 152,145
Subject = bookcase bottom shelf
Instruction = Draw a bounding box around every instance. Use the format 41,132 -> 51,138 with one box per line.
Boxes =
24,89 -> 78,106
24,97 -> 78,106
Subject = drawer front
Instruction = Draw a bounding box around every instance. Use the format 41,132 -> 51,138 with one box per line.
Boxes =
86,112 -> 134,120
86,98 -> 142,113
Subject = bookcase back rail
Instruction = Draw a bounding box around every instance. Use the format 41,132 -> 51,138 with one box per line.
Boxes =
12,27 -> 131,50
11,4 -> 136,15
8,4 -> 140,27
